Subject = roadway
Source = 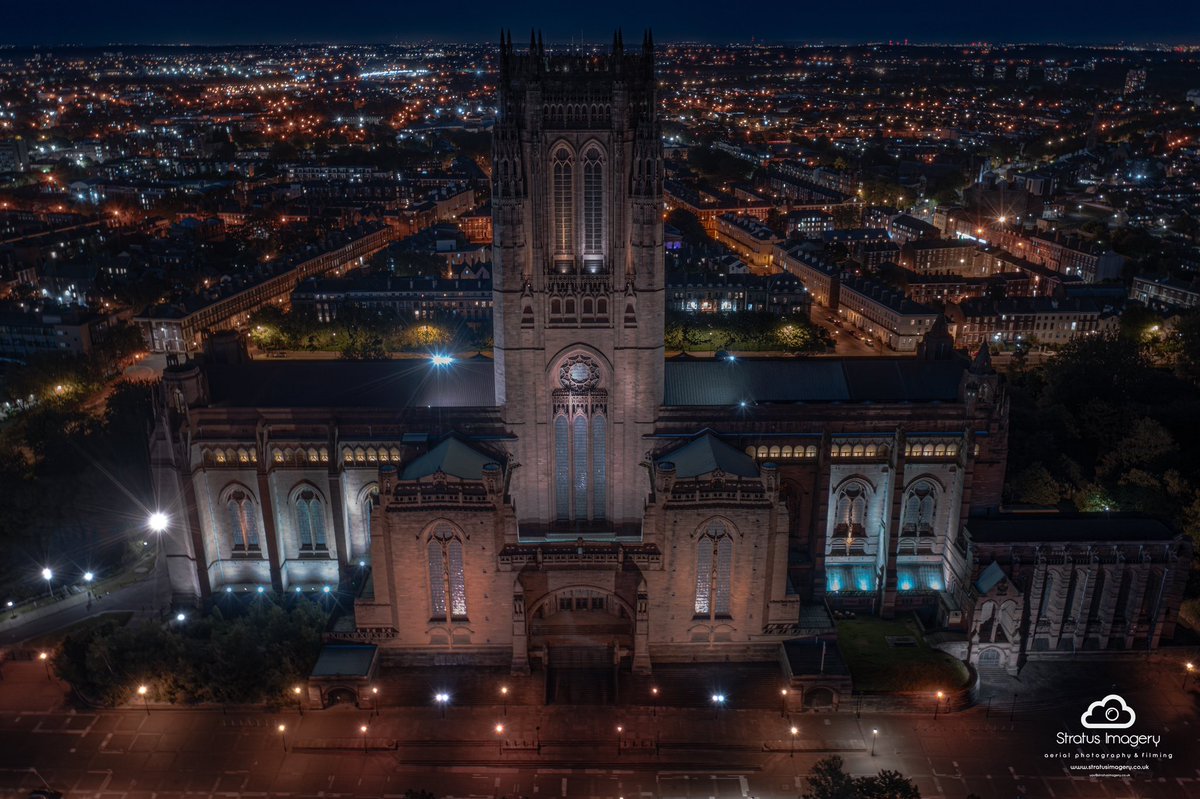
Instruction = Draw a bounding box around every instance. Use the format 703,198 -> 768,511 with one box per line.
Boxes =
1,654 -> 1197,798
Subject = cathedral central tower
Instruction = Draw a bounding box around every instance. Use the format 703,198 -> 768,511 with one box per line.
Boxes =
492,31 -> 664,533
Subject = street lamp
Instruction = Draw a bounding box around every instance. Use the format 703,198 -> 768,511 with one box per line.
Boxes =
292,685 -> 304,716
41,568 -> 53,599
137,684 -> 149,715
494,723 -> 505,755
934,690 -> 945,720
277,723 -> 287,752
360,724 -> 368,753
789,725 -> 799,758
434,691 -> 450,719
616,724 -> 624,756
148,512 -> 168,533
871,728 -> 878,756
371,686 -> 379,717
38,651 -> 51,680
651,686 -> 660,716
500,684 -> 509,716
711,692 -> 726,720
1185,662 -> 1195,689
780,687 -> 789,718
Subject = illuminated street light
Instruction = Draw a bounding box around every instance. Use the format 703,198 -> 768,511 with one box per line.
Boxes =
83,571 -> 94,583
494,722 -> 505,755
38,651 -> 51,680
360,724 -> 369,753
148,512 -> 168,533
137,684 -> 150,715
175,612 -> 186,622
934,690 -> 945,719
292,685 -> 304,716
430,354 -> 453,366
790,725 -> 799,758
277,723 -> 287,752
651,685 -> 660,716
616,724 -> 624,756
780,687 -> 789,718
1185,661 -> 1195,689
871,728 -> 879,756
434,691 -> 450,719
711,692 -> 726,720
371,686 -> 379,717
500,684 -> 509,716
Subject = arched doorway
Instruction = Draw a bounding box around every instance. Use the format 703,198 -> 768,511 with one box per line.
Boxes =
323,686 -> 358,707
805,687 -> 835,709
527,586 -> 635,705
978,648 -> 1003,669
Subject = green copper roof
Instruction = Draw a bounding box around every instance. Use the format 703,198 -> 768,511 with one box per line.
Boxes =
658,432 -> 759,478
400,435 -> 499,481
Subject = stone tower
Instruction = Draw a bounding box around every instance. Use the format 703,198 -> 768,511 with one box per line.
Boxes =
492,30 -> 664,533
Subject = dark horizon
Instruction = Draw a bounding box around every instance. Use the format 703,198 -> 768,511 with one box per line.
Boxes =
1,0 -> 1198,48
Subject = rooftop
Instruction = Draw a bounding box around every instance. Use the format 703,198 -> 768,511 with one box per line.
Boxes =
967,512 -> 1177,544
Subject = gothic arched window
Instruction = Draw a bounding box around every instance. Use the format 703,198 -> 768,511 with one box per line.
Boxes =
427,523 -> 467,621
360,484 -> 378,557
553,354 -> 607,523
551,147 -> 574,258
902,481 -> 937,536
694,519 -> 733,618
582,146 -> 604,267
294,488 -> 328,551
225,488 -> 260,551
834,482 -> 868,538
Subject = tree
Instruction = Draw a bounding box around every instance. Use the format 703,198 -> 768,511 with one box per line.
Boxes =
1007,463 -> 1061,507
802,756 -> 921,799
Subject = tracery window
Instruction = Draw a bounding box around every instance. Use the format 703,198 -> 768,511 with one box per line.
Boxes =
427,523 -> 467,621
694,519 -> 733,618
902,481 -> 937,536
294,488 -> 328,550
553,354 -> 607,523
552,147 -> 574,258
582,147 -> 604,267
226,489 -> 260,551
834,482 -> 868,538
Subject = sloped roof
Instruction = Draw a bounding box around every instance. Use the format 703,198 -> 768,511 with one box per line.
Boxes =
974,561 -> 1009,595
967,513 -> 1176,544
657,432 -> 758,478
400,435 -> 499,480
662,357 -> 965,406
204,356 -> 495,408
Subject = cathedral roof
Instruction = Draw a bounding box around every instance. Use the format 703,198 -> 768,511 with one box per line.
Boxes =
662,357 -> 966,405
973,561 -> 1009,595
658,432 -> 758,478
203,358 -> 495,408
400,435 -> 500,481
966,512 -> 1176,544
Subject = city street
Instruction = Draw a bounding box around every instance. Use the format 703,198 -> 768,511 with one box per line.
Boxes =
1,654 -> 1198,799
807,309 -> 882,357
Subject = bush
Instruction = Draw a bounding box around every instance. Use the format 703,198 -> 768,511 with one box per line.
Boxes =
54,598 -> 329,706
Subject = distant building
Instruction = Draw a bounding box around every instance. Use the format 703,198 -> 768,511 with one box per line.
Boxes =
945,296 -> 1114,350
888,214 -> 940,244
1123,68 -> 1147,96
665,269 -> 810,316
838,274 -> 940,352
1130,275 -> 1200,311
899,239 -> 980,276
714,213 -> 781,272
785,209 -> 834,239
0,305 -> 112,358
292,275 -> 493,324
776,244 -> 840,307
0,138 -> 31,173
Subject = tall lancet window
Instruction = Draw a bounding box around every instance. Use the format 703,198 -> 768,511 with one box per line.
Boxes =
552,354 -> 607,523
582,146 -> 604,271
552,146 -> 574,260
694,519 -> 734,618
427,523 -> 467,622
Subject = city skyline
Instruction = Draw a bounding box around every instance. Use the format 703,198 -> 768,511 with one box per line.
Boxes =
1,0 -> 1199,46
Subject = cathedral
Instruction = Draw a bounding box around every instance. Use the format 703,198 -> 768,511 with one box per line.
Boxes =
149,32 -> 1189,686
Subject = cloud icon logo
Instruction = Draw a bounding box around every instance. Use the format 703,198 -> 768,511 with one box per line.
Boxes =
1081,694 -> 1136,729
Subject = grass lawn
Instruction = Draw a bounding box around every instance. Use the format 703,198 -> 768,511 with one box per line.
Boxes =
837,614 -> 970,693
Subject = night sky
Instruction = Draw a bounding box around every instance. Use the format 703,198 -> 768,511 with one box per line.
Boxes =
2,0 -> 1198,46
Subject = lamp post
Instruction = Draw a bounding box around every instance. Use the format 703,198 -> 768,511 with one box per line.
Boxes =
500,685 -> 509,716
934,690 -> 944,720
615,724 -> 624,756
292,685 -> 304,716
871,728 -> 878,756
359,724 -> 369,753
148,512 -> 168,610
41,568 -> 53,600
494,723 -> 505,756
38,651 -> 51,680
651,686 -> 659,717
780,687 -> 789,718
137,684 -> 149,715
1185,662 -> 1195,689
371,686 -> 379,717
789,725 -> 799,758
277,723 -> 287,752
